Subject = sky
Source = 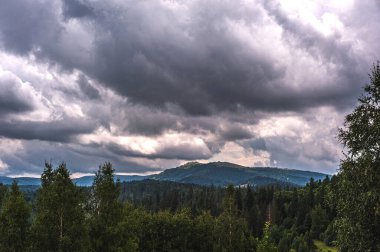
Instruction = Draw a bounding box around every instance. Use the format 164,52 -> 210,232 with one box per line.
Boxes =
0,0 -> 379,177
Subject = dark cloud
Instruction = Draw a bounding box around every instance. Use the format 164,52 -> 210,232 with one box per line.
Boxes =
0,88 -> 34,116
82,1 -> 367,115
153,144 -> 212,160
0,73 -> 36,116
0,0 -> 367,117
77,74 -> 101,100
106,142 -> 213,161
218,124 -> 253,141
62,0 -> 93,19
244,138 -> 267,151
0,118 -> 97,142
83,8 -> 288,116
0,0 -> 60,55
124,108 -> 179,136
1,140 -> 156,175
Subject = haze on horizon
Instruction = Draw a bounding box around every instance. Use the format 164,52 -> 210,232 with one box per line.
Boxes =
0,0 -> 379,176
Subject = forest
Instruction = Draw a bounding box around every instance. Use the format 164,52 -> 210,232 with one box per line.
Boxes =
0,162 -> 336,252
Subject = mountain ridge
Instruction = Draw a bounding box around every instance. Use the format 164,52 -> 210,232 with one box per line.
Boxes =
0,161 -> 329,187
150,162 -> 328,186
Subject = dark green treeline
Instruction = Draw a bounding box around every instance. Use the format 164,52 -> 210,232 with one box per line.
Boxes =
0,161 -> 339,252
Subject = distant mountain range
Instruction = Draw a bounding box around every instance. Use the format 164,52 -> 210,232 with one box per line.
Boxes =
0,161 -> 328,187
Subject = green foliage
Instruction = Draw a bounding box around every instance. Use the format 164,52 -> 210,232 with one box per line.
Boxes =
192,211 -> 215,252
277,232 -> 291,252
337,62 -> 380,251
89,162 -> 124,252
0,160 -> 344,251
120,178 -> 338,250
215,186 -> 255,251
311,205 -> 329,239
0,183 -> 7,207
31,162 -> 89,252
0,180 -> 30,252
321,222 -> 336,246
257,222 -> 277,252
313,240 -> 338,252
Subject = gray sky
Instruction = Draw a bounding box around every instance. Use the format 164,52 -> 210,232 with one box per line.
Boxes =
0,0 -> 379,176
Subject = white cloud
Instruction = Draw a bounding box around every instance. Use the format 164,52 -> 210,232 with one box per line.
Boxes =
0,159 -> 9,173
207,142 -> 271,167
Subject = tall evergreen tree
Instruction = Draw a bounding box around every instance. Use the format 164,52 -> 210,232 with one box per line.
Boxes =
310,205 -> 329,239
31,162 -> 89,252
257,222 -> 277,252
0,180 -> 30,252
192,211 -> 215,252
337,62 -> 380,251
215,185 -> 255,251
244,185 -> 254,210
0,183 -> 7,208
234,186 -> 243,214
89,162 -> 123,252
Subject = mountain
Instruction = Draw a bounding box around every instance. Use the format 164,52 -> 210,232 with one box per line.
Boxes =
73,175 -> 147,186
0,161 -> 329,187
0,176 -> 41,186
0,175 -> 147,187
149,162 -> 328,186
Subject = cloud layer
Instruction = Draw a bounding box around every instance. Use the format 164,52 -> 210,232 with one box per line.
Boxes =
0,0 -> 379,175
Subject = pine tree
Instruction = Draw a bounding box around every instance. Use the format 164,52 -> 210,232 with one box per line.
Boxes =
89,162 -> 123,252
234,186 -> 243,214
257,222 -> 277,252
192,211 -> 215,252
0,183 -> 7,208
310,205 -> 329,239
215,185 -> 255,251
0,180 -> 30,252
244,185 -> 254,210
31,162 -> 89,252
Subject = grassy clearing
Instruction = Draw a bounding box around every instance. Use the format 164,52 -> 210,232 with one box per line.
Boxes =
313,240 -> 338,252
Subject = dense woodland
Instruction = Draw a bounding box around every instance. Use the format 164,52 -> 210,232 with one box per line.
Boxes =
0,64 -> 379,252
0,162 -> 337,252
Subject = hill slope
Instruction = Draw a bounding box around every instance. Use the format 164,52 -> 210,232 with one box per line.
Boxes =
150,161 -> 328,186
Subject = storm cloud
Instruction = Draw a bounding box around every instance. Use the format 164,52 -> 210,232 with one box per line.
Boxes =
0,0 -> 379,175
0,71 -> 37,116
0,118 -> 97,142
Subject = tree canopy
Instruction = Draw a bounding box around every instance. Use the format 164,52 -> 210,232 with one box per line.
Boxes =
337,62 -> 380,251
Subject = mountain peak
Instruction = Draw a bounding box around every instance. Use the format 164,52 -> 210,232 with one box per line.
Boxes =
178,161 -> 201,169
178,161 -> 246,169
155,161 -> 328,187
208,161 -> 246,169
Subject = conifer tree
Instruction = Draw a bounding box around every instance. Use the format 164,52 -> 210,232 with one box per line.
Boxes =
89,162 -> 123,252
0,180 -> 30,252
0,183 -> 7,208
31,162 -> 89,252
215,185 -> 255,251
257,222 -> 277,252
